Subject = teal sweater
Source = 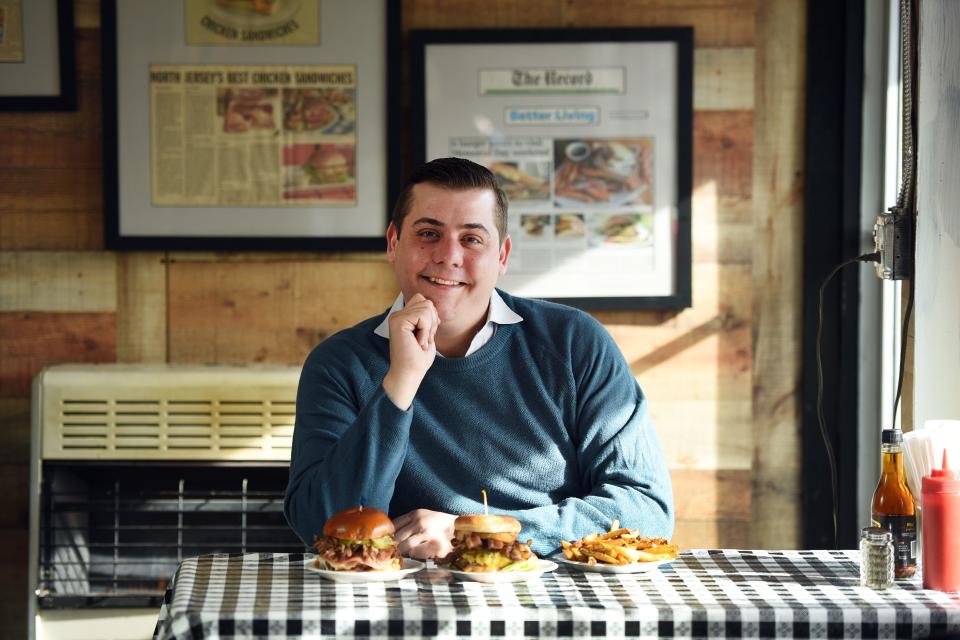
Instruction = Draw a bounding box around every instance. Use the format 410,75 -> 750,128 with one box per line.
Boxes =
284,290 -> 673,555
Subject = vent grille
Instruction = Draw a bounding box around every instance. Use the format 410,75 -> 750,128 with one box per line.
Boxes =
38,365 -> 300,461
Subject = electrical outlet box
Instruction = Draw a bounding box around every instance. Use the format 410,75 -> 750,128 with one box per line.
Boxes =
873,206 -> 914,280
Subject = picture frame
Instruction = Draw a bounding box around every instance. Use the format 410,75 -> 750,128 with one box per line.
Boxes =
102,0 -> 401,251
0,0 -> 76,111
410,28 -> 692,310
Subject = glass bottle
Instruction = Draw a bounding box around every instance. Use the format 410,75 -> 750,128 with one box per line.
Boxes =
871,428 -> 917,578
859,526 -> 894,588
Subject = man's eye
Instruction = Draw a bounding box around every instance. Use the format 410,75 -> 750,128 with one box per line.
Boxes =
463,236 -> 483,245
417,230 -> 439,239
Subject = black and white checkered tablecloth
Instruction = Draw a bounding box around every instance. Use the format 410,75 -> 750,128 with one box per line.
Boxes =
153,550 -> 960,639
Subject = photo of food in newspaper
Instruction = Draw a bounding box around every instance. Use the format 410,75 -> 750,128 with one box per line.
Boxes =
490,161 -> 550,203
208,0 -> 300,23
519,214 -> 552,240
553,138 -> 652,207
554,213 -> 587,239
283,88 -> 355,135
588,213 -> 653,247
217,88 -> 278,133
283,143 -> 356,203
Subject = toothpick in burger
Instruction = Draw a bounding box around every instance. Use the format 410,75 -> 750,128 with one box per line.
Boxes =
312,506 -> 402,571
443,514 -> 538,572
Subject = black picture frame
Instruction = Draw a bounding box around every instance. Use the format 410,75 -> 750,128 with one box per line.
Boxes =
0,0 -> 76,111
409,28 -> 692,311
102,0 -> 401,251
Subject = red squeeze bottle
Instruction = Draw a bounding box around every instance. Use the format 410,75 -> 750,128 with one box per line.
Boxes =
921,449 -> 960,591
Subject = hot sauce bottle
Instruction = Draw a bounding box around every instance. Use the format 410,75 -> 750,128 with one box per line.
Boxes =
871,428 -> 917,578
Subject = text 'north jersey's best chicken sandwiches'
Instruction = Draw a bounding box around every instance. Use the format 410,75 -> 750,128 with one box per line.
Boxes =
444,514 -> 538,572
312,506 -> 402,571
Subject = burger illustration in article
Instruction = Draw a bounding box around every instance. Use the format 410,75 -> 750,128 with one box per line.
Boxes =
283,143 -> 356,204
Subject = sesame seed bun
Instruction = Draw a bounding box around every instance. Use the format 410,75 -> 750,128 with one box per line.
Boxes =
453,514 -> 522,536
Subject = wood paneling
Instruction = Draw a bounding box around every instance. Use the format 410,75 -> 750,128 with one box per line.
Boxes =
0,529 -> 29,640
694,111 -> 754,200
116,253 -> 168,363
0,28 -> 103,251
750,0 -> 805,549
672,469 -> 751,548
0,399 -> 31,464
0,312 -> 116,397
404,0 -> 566,29
695,48 -> 755,111
561,0 -> 755,47
0,252 -> 116,312
167,260 -> 396,364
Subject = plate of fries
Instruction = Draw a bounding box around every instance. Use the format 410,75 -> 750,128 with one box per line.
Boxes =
556,522 -> 679,574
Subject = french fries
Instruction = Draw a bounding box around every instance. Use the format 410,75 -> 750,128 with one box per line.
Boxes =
560,521 -> 679,566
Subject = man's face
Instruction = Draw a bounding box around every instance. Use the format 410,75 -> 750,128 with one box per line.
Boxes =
387,183 -> 511,333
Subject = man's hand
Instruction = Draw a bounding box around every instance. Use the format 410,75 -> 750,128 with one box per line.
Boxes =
382,294 -> 439,410
393,509 -> 456,560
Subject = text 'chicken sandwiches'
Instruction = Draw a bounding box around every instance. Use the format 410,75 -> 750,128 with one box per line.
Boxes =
312,506 -> 402,571
443,514 -> 538,572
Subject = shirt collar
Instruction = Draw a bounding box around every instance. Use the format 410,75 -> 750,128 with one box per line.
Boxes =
373,289 -> 522,342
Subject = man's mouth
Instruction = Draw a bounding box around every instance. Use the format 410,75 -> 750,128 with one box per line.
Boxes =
422,275 -> 465,287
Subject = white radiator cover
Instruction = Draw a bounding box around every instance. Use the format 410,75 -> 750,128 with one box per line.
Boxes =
33,363 -> 300,461
29,363 -> 302,640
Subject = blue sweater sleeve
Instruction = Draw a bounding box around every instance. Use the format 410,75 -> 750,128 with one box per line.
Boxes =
283,340 -> 411,546
510,316 -> 674,554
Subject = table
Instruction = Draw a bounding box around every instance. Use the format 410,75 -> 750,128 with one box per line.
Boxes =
153,550 -> 960,639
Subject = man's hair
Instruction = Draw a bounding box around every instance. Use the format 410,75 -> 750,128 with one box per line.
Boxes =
391,157 -> 509,245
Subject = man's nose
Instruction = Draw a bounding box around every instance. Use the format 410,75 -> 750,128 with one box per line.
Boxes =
432,236 -> 464,266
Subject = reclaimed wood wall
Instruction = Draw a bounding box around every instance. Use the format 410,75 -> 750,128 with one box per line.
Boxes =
0,0 -> 805,633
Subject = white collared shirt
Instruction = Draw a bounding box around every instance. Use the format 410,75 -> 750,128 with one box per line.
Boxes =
374,289 -> 523,357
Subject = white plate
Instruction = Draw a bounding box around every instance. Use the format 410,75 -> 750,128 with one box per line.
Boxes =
445,559 -> 558,583
552,554 -> 674,574
303,557 -> 424,582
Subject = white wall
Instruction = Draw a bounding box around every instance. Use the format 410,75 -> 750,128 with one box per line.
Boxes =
915,0 -> 960,428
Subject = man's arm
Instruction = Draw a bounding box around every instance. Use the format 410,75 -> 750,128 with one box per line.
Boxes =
283,295 -> 440,547
283,346 -> 413,547
509,317 -> 673,555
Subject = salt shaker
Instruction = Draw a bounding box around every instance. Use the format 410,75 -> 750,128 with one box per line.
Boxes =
860,526 -> 894,589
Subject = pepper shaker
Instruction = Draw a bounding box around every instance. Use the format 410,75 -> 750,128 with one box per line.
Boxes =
860,526 -> 894,589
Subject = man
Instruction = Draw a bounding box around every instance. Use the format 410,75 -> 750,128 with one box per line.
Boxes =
284,158 -> 673,559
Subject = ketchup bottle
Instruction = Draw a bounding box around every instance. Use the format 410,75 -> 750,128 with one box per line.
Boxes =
921,449 -> 960,591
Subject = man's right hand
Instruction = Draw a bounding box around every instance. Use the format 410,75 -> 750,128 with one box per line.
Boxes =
382,293 -> 439,410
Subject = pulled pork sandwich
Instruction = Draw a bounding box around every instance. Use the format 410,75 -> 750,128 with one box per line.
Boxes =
443,514 -> 538,572
312,506 -> 402,571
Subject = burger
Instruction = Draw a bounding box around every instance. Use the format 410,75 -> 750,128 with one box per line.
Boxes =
312,506 -> 402,571
303,147 -> 348,184
216,0 -> 282,16
443,514 -> 538,572
599,214 -> 639,243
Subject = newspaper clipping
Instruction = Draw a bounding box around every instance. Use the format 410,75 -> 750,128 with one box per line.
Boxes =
0,0 -> 24,63
424,44 -> 679,300
184,0 -> 321,46
149,64 -> 357,207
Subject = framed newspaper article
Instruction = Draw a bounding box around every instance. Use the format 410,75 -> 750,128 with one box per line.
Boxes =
102,0 -> 400,250
410,29 -> 692,310
0,0 -> 76,111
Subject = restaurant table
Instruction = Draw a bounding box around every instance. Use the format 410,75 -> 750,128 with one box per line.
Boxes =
153,550 -> 960,639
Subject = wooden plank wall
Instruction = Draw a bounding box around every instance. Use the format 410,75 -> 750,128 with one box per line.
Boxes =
0,0 -> 805,633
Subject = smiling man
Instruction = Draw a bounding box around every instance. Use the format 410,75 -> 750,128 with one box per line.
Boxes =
284,158 -> 673,559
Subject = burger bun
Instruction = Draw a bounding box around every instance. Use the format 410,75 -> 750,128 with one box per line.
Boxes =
454,514 -> 522,536
322,506 -> 395,541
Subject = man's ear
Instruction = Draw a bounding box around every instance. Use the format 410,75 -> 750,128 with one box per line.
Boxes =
498,235 -> 512,276
386,222 -> 398,264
